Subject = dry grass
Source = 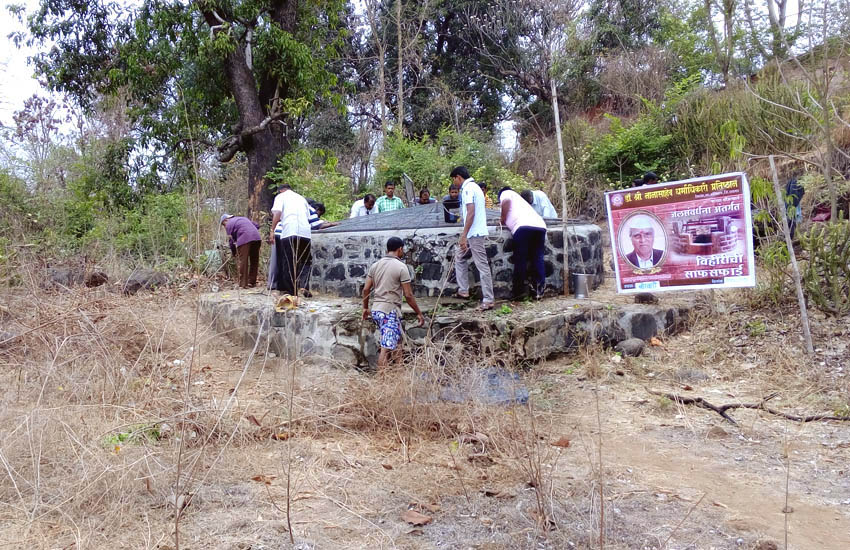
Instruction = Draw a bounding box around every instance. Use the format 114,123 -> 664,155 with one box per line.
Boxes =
2,262 -> 849,549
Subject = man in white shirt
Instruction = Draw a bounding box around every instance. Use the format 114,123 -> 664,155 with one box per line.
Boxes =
349,194 -> 376,218
521,189 -> 558,218
450,166 -> 494,310
625,218 -> 664,269
268,184 -> 313,296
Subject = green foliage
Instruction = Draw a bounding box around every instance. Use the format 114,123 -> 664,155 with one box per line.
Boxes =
115,193 -> 188,263
800,220 -> 850,315
745,320 -> 767,337
0,171 -> 41,278
589,114 -> 673,188
376,129 -> 534,200
103,424 -> 161,447
267,149 -> 351,221
754,240 -> 791,307
28,0 -> 348,191
671,78 -> 819,175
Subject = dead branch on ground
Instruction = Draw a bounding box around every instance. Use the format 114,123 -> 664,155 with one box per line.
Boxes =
646,388 -> 850,424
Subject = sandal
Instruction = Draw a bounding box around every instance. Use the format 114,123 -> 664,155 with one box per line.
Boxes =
479,302 -> 495,311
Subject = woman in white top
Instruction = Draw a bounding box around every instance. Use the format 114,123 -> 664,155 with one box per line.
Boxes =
499,187 -> 548,300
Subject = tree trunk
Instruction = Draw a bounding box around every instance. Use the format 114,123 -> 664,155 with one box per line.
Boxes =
396,0 -> 404,134
378,46 -> 388,140
203,4 -> 293,219
246,134 -> 286,218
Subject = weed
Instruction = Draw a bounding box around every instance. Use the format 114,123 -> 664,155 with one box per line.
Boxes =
497,304 -> 513,315
746,320 -> 767,337
834,403 -> 850,419
103,424 -> 162,447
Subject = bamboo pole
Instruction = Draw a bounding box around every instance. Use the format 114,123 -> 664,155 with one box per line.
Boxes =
769,155 -> 814,355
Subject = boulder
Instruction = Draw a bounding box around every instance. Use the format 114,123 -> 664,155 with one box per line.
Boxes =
614,337 -> 645,357
85,271 -> 109,288
123,270 -> 169,295
634,292 -> 659,305
47,267 -> 85,288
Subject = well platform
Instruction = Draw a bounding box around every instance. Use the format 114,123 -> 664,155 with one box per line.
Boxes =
199,287 -> 692,367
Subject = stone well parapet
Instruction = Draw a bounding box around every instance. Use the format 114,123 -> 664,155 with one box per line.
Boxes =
309,223 -> 604,300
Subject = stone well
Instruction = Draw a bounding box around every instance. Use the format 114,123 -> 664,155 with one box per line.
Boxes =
310,201 -> 605,300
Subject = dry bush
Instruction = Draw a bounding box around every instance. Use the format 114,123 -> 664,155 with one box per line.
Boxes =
598,46 -> 673,117
0,269 -> 269,548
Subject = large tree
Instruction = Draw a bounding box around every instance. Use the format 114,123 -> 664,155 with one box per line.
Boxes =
25,0 -> 347,215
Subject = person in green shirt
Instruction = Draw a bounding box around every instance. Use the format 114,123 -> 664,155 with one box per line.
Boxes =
375,181 -> 406,212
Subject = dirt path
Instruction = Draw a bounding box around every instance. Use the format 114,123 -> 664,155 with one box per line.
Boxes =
604,430 -> 850,548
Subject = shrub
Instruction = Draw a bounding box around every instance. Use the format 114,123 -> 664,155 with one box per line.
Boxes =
267,148 -> 351,221
374,128 -> 529,200
670,78 -> 819,175
114,192 -> 189,265
800,220 -> 850,315
588,114 -> 673,188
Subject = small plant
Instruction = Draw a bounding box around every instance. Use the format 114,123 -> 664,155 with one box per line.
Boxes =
497,304 -> 513,315
656,396 -> 673,410
745,320 -> 767,337
103,424 -> 162,448
834,403 -> 850,419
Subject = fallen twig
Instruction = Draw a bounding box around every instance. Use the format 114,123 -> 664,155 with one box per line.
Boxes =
646,388 -> 850,424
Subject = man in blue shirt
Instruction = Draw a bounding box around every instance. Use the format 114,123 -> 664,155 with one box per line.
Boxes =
450,166 -> 495,310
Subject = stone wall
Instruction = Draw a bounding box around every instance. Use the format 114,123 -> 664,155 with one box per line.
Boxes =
309,223 -> 604,300
198,292 -> 691,368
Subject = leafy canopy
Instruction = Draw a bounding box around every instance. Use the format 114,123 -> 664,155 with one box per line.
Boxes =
26,0 -> 348,188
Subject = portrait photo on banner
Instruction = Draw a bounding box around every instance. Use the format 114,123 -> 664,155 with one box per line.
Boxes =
617,211 -> 668,270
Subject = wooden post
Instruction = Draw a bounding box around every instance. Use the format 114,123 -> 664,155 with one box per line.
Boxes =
550,76 -> 569,296
769,155 -> 814,355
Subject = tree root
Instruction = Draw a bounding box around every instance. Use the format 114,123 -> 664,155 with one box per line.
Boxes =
645,388 -> 850,425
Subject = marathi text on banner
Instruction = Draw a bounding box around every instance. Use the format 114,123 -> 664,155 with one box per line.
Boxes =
604,173 -> 756,294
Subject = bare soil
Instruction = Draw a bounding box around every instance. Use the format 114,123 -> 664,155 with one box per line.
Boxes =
1,276 -> 848,550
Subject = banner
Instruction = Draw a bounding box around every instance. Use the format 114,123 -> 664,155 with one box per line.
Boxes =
605,172 -> 756,294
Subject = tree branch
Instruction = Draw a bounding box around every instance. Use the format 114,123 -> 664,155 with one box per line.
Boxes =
646,388 -> 850,424
218,115 -> 282,162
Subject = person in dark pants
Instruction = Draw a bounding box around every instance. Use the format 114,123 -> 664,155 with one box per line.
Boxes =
221,214 -> 262,288
498,187 -> 547,300
268,184 -> 313,296
785,176 -> 804,238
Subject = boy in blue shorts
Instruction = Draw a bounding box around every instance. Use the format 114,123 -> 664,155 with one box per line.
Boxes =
361,237 -> 425,370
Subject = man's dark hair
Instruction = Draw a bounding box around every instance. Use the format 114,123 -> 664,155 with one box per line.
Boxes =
478,181 -> 488,190
520,189 -> 534,204
384,180 -> 395,188
498,186 -> 512,200
387,236 -> 404,252
419,188 -> 430,197
448,183 -> 460,191
364,193 -> 376,202
642,172 -> 658,184
314,202 -> 326,216
279,184 -> 292,191
450,166 -> 470,180
632,178 -> 644,187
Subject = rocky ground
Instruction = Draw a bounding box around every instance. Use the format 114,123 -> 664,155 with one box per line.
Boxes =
0,274 -> 848,549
